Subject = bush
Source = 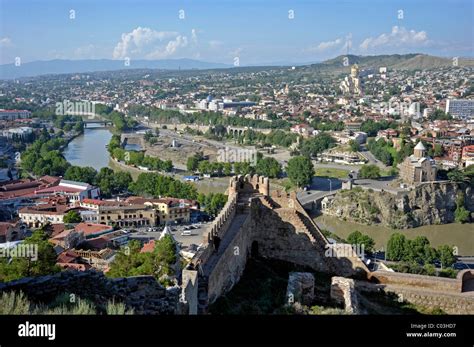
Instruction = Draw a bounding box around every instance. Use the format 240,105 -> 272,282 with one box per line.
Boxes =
359,164 -> 381,179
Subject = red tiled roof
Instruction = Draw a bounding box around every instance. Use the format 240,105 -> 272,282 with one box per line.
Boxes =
140,240 -> 155,253
74,223 -> 113,236
57,250 -> 79,263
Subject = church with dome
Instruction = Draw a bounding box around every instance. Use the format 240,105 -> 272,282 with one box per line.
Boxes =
398,141 -> 437,184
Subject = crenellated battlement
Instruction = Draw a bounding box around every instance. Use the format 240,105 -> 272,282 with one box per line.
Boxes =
182,175 -> 369,314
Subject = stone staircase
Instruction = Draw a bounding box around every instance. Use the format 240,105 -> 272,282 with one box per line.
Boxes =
261,195 -> 279,209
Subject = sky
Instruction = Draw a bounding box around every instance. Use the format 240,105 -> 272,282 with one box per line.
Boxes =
0,0 -> 472,65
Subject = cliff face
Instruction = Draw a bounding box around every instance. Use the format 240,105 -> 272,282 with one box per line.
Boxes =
324,182 -> 473,229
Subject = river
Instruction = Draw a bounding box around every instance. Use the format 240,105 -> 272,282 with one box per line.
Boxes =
63,127 -> 113,171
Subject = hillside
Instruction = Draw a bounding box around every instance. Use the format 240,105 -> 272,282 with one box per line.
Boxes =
308,54 -> 474,74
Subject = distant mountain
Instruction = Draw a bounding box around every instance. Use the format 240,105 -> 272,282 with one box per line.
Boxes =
0,58 -> 232,79
316,54 -> 474,72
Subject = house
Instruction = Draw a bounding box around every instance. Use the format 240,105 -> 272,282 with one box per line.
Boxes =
34,179 -> 100,203
74,222 -> 114,239
0,221 -> 24,243
79,199 -> 157,227
19,198 -> 72,228
461,145 -> 474,167
290,124 -> 316,137
126,197 -> 193,225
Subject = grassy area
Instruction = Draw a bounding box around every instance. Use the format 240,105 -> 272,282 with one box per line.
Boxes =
315,168 -> 350,179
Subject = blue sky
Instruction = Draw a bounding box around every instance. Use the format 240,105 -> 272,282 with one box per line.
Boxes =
0,0 -> 472,65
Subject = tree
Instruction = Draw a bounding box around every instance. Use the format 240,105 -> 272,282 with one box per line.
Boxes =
437,245 -> 456,268
387,233 -> 407,261
95,168 -> 132,198
347,230 -> 375,253
358,164 -> 381,179
201,193 -> 228,216
107,237 -> 177,285
223,162 -> 232,176
448,169 -> 465,183
299,133 -> 335,158
454,193 -> 470,223
64,166 -> 97,184
63,210 -> 82,224
286,156 -> 314,188
255,157 -> 282,178
187,155 -> 200,172
0,230 -> 60,282
348,139 -> 360,152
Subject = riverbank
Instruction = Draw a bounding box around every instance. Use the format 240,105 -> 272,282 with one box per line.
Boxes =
314,214 -> 474,256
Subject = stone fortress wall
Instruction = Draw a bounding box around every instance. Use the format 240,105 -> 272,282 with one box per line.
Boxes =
182,174 -> 369,314
352,270 -> 474,314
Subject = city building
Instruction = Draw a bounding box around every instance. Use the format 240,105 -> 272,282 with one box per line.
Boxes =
446,99 -> 474,119
126,197 -> 191,225
79,199 -> 157,227
35,179 -> 100,203
0,109 -> 32,121
398,141 -> 437,184
19,202 -> 71,228
461,145 -> 474,167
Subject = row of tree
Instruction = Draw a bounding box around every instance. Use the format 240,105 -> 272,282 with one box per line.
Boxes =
187,152 -> 282,179
20,133 -> 70,177
108,135 -> 173,172
64,166 -> 132,198
387,233 -> 456,267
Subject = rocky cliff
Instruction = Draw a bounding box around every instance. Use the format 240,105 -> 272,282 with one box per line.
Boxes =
324,182 -> 473,229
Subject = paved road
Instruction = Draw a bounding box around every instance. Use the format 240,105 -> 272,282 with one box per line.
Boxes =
358,145 -> 388,170
297,177 -> 342,206
128,223 -> 211,248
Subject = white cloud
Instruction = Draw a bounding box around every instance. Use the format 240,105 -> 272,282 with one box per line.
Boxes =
112,27 -> 179,59
113,27 -> 201,59
191,29 -> 198,44
208,40 -> 223,48
146,35 -> 188,59
0,37 -> 12,47
359,26 -> 429,51
310,38 -> 343,52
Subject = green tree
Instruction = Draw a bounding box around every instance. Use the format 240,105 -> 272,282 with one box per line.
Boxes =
187,155 -> 201,172
387,233 -> 407,261
64,166 -> 97,184
299,133 -> 335,158
454,193 -> 470,223
347,230 -> 375,253
348,139 -> 360,152
255,157 -> 282,178
63,210 -> 82,224
358,164 -> 381,179
437,245 -> 456,268
107,237 -> 177,284
286,156 -> 314,188
448,169 -> 465,183
0,230 -> 60,282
